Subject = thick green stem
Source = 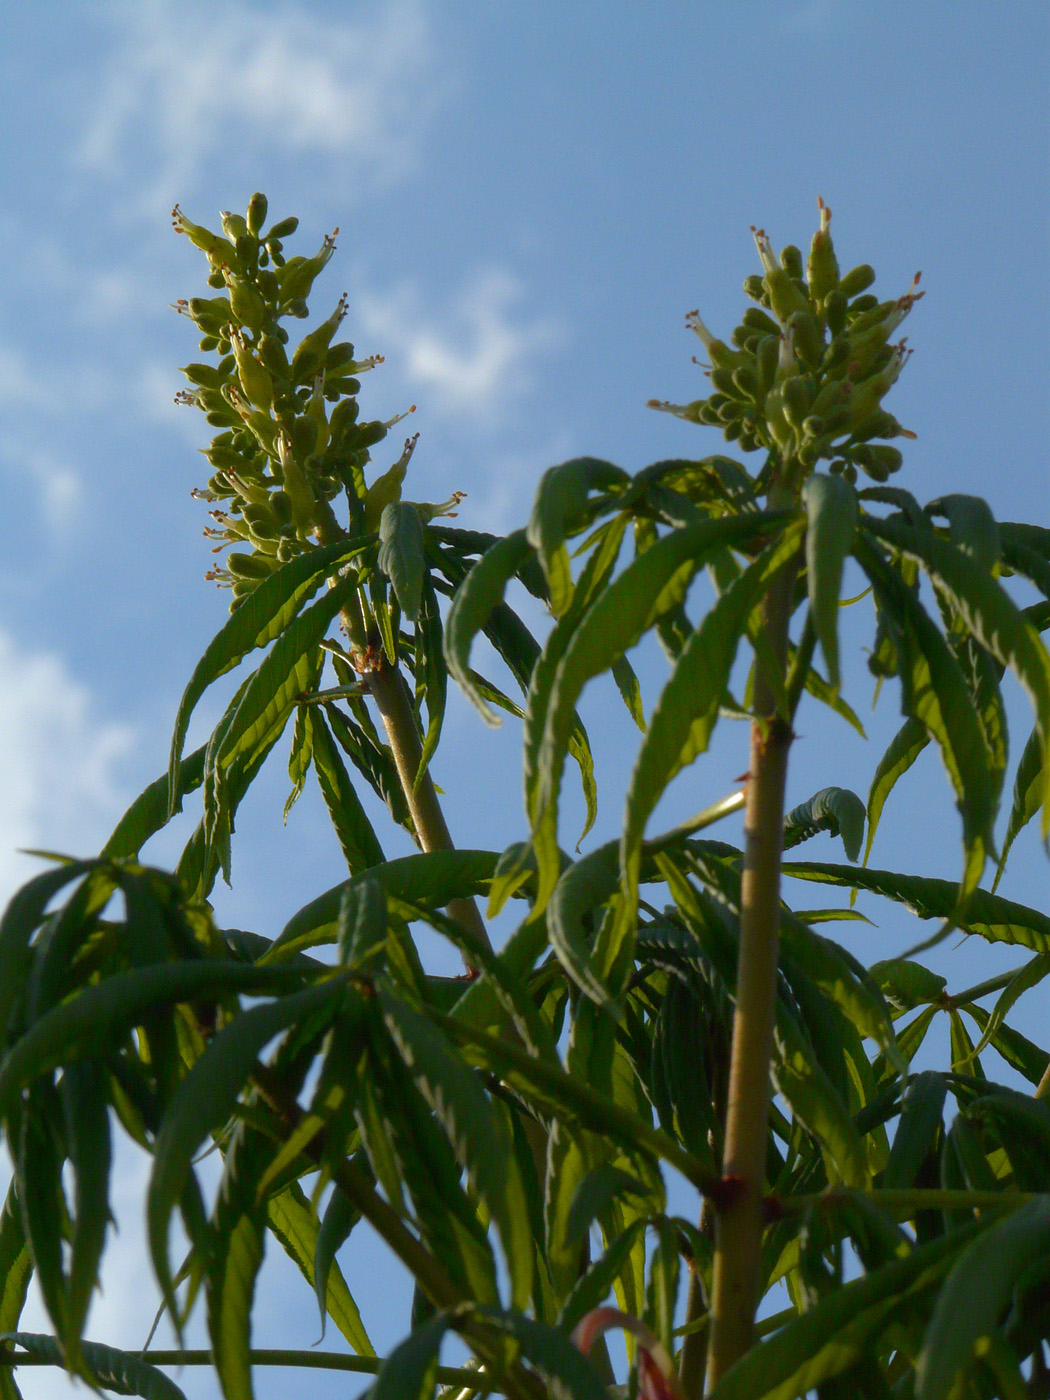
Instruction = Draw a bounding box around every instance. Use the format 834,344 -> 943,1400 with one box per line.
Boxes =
700,555 -> 798,1394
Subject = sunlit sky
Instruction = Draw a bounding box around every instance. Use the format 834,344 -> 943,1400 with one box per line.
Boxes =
1,2 -> 1048,1395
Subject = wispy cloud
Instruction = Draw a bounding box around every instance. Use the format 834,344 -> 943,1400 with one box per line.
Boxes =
355,267 -> 566,431
77,0 -> 448,212
0,628 -> 135,903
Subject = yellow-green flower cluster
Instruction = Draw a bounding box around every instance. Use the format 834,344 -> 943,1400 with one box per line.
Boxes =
650,200 -> 921,484
172,194 -> 412,605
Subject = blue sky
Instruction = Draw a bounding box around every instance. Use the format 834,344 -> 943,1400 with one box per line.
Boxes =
1,2 -> 1048,1394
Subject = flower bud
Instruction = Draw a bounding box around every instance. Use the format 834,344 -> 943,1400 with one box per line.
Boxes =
181,295 -> 234,335
230,329 -> 274,410
755,334 -> 780,396
779,244 -> 804,280
306,376 -> 331,454
227,551 -> 274,580
788,309 -> 824,369
220,267 -> 266,334
246,193 -> 268,237
221,211 -> 250,242
266,216 -> 299,241
742,306 -> 781,337
823,290 -> 848,337
806,197 -> 839,305
180,362 -> 227,389
257,331 -> 290,380
743,273 -> 768,303
838,263 -> 877,300
276,432 -> 317,533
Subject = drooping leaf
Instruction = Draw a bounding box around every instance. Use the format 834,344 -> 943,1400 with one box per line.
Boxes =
476,1307 -> 612,1400
855,535 -> 997,898
558,1218 -> 648,1334
882,1072 -> 946,1189
206,1123 -> 268,1400
864,716 -> 928,865
444,528 -> 535,724
969,951 -> 1050,1058
102,745 -> 207,859
867,514 -> 1050,836
413,575 -> 447,787
783,787 -> 865,862
782,861 -> 1050,953
147,979 -> 348,1317
307,709 -> 386,873
994,722 -> 1045,888
917,1199 -> 1050,1400
369,1313 -> 451,1400
706,1225 -> 981,1400
0,1182 -> 32,1400
621,519 -> 804,902
60,1059 -> 112,1354
269,849 -> 499,959
0,1333 -> 188,1400
547,841 -> 621,1013
265,1180 -> 373,1355
526,457 -> 629,615
378,500 -> 425,621
168,537 -> 368,813
378,988 -> 534,1311
803,472 -> 858,688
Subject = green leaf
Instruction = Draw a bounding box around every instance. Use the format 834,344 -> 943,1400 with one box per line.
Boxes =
882,1071 -> 946,1189
0,859 -> 100,1038
413,575 -> 447,788
476,1307 -> 611,1400
526,457 -> 629,615
868,958 -> 947,1012
917,1199 -> 1050,1400
283,705 -> 313,819
925,494 -> 999,573
994,722 -> 1044,888
558,1218 -> 648,1333
547,841 -> 621,1013
102,745 -> 207,858
370,1313 -> 450,1400
783,787 -> 865,862
970,951 -> 1050,1058
313,1184 -> 360,1342
60,1059 -> 112,1353
782,861 -> 1050,954
147,979 -> 348,1318
864,717 -> 928,865
307,710 -> 386,872
17,1084 -> 68,1346
773,1014 -> 871,1188
379,989 -> 534,1311
0,961 -> 305,1118
856,534 -> 997,898
0,1333 -> 187,1400
265,1181 -> 373,1355
269,849 -> 499,959
868,513 -> 1050,837
0,1183 -> 32,1400
444,528 -> 534,724
803,472 -> 858,688
620,521 -> 804,904
212,572 -> 362,783
206,1124 -> 267,1400
707,1226 -> 980,1400
168,537 -> 368,814
378,500 -> 425,621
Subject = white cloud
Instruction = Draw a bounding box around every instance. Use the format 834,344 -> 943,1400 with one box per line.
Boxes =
355,267 -> 566,430
0,629 -> 135,905
78,0 -> 447,212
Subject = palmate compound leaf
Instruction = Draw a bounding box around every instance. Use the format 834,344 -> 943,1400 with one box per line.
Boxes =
529,510 -> 788,912
0,1333 -> 187,1400
378,987 -> 534,1311
867,512 -> 1050,835
802,472 -> 858,690
917,1199 -> 1050,1400
147,978 -> 350,1326
167,536 -> 370,816
854,534 -> 997,899
621,520 -> 806,912
706,1224 -> 983,1400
